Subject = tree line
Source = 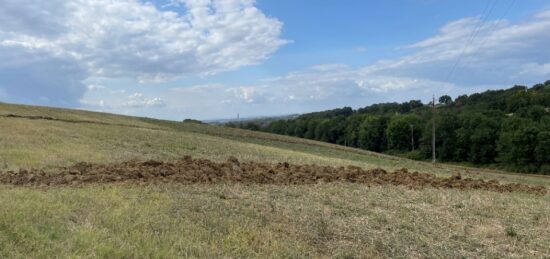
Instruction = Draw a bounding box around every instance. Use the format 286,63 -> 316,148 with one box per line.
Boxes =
227,81 -> 550,174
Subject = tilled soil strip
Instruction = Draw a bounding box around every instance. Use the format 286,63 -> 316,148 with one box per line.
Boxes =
0,156 -> 546,194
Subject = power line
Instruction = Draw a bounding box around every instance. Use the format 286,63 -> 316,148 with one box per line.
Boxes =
455,0 -> 516,74
434,1 -> 497,164
444,0 -> 498,83
432,0 -> 516,166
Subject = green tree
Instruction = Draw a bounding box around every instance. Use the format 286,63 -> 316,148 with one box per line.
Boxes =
284,122 -> 296,136
438,95 -> 453,105
293,120 -> 307,138
314,120 -> 331,141
357,116 -> 387,152
409,100 -> 424,109
386,115 -> 421,152
343,115 -> 365,147
497,123 -> 540,172
455,113 -> 499,164
304,119 -> 319,139
516,105 -> 547,121
454,94 -> 468,107
244,122 -> 260,131
326,116 -> 346,144
420,111 -> 458,161
535,131 -> 550,174
506,88 -> 530,112
267,120 -> 287,135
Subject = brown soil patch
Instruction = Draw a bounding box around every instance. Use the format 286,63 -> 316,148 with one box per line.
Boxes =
0,156 -> 546,194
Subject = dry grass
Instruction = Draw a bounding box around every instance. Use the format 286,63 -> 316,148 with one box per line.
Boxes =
1,102 -> 550,258
0,184 -> 548,258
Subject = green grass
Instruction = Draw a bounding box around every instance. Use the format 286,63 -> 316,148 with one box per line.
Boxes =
1,102 -> 550,258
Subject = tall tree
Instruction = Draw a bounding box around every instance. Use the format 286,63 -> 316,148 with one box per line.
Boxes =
358,115 -> 387,152
438,95 -> 453,105
536,131 -> 550,173
386,115 -> 421,151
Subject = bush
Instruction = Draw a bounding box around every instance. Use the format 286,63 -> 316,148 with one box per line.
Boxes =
505,226 -> 517,237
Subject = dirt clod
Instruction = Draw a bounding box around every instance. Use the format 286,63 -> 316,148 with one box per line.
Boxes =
0,157 -> 546,194
451,172 -> 462,180
227,156 -> 240,165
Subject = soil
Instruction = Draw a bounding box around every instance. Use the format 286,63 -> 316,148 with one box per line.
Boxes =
0,156 -> 546,194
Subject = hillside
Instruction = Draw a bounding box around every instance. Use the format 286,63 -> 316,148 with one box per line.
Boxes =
237,81 -> 550,174
1,102 -> 550,258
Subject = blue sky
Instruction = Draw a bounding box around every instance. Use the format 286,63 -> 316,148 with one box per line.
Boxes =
1,0 -> 550,120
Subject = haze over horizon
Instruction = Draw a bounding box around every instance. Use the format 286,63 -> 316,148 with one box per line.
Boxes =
1,0 -> 550,120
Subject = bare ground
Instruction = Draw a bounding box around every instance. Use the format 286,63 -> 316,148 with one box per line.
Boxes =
0,156 -> 546,195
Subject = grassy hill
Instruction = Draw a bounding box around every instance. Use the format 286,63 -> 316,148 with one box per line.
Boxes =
1,102 -> 549,258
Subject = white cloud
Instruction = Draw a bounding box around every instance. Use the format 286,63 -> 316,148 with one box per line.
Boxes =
79,98 -> 106,108
129,93 -> 144,99
171,83 -> 225,93
520,62 -> 550,76
355,77 -> 419,93
0,0 -> 287,105
379,10 -> 550,85
86,84 -> 105,91
226,86 -> 266,104
1,0 -> 288,78
310,64 -> 350,72
124,93 -> 167,108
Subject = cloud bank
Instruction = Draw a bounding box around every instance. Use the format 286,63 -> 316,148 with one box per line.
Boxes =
2,2 -> 550,120
0,0 -> 287,106
146,9 -> 550,119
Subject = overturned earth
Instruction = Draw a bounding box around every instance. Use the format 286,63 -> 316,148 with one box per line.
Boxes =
0,156 -> 546,194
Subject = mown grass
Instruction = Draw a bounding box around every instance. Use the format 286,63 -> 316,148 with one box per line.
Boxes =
1,102 -> 550,258
1,184 -> 549,258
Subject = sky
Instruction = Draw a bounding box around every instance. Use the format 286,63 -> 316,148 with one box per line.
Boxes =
1,0 -> 550,120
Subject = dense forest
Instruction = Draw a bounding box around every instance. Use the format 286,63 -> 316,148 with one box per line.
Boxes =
227,81 -> 550,174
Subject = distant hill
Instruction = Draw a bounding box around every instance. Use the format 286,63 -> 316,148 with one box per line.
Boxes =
207,114 -> 299,126
236,81 -> 550,174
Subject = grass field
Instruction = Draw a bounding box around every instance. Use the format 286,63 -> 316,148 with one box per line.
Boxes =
1,102 -> 549,258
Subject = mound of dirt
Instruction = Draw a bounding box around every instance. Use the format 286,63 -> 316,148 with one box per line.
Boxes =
0,156 -> 546,194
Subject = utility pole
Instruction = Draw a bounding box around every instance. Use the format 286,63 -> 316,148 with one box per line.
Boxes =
432,95 -> 436,163
410,124 -> 414,151
237,113 -> 240,128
